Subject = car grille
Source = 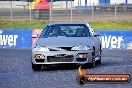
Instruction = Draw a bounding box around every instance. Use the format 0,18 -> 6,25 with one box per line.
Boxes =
47,55 -> 74,62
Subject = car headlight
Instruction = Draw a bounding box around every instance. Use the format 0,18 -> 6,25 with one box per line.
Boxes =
34,54 -> 45,59
34,54 -> 41,59
71,46 -> 90,51
33,46 -> 49,52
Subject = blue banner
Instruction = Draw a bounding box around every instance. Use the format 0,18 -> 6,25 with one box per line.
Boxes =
96,30 -> 132,49
0,29 -> 32,48
0,30 -> 132,49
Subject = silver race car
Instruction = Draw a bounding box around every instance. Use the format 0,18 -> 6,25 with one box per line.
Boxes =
32,22 -> 102,70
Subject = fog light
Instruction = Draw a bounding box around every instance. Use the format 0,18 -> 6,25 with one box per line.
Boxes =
77,54 -> 88,58
34,54 -> 42,59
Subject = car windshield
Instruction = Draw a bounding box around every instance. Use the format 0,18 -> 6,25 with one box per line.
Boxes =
40,24 -> 90,38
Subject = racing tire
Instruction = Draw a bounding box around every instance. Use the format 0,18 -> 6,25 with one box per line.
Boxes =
32,63 -> 42,71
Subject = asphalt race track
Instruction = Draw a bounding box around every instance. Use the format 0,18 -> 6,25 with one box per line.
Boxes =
0,49 -> 132,88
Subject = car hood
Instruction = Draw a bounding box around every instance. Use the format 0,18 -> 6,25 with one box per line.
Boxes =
35,37 -> 92,47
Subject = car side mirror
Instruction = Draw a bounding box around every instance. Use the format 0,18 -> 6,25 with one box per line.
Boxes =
32,34 -> 39,38
94,32 -> 100,37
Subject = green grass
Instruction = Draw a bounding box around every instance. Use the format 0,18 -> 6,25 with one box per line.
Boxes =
0,20 -> 48,29
0,20 -> 132,30
89,21 -> 132,30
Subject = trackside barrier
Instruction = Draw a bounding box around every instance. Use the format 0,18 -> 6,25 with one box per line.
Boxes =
0,30 -> 132,49
0,29 -> 32,48
96,30 -> 132,49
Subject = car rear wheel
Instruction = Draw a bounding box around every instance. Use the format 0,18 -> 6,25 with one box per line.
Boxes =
32,63 -> 42,71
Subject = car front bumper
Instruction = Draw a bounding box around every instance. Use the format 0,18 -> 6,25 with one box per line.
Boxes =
32,50 -> 93,65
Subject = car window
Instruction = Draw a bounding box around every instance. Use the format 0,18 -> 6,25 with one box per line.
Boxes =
40,24 -> 90,38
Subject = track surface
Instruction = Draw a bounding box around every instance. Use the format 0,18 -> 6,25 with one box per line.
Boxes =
0,49 -> 132,88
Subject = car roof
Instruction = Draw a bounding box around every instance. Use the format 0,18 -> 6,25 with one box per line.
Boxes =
48,22 -> 89,26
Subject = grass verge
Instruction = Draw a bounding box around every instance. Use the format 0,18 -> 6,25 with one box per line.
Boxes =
0,20 -> 132,30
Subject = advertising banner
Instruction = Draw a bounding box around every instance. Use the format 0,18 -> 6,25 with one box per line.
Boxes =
0,29 -> 131,49
0,30 -> 32,48
96,30 -> 132,49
